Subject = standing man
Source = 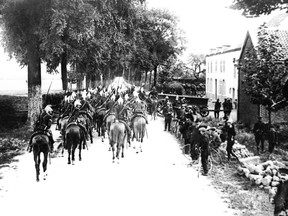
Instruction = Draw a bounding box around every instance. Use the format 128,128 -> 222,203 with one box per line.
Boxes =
214,99 -> 221,119
253,116 -> 266,153
222,98 -> 228,119
268,125 -> 279,154
222,119 -> 238,162
163,102 -> 173,131
226,98 -> 233,118
198,125 -> 210,176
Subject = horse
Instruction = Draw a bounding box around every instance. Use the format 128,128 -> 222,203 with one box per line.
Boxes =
78,111 -> 94,144
65,122 -> 85,165
94,107 -> 107,142
109,121 -> 126,163
31,133 -> 50,182
150,99 -> 158,121
131,115 -> 147,153
104,112 -> 116,139
56,115 -> 69,155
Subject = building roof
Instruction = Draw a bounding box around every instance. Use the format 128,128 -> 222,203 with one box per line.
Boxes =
206,43 -> 242,57
240,28 -> 288,60
266,12 -> 288,29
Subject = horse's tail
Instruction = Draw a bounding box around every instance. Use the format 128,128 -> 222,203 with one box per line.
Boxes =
110,128 -> 117,145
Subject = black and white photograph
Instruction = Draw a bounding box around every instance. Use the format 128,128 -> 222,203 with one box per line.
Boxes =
0,0 -> 288,215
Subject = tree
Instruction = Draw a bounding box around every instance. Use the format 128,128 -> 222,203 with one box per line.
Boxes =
40,0 -> 97,91
137,8 -> 184,87
229,0 -> 288,17
1,0 -> 50,128
237,24 -> 287,123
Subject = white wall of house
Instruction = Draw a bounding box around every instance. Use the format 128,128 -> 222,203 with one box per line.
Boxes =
205,45 -> 241,103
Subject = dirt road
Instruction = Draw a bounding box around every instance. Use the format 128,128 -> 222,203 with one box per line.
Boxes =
0,116 -> 238,216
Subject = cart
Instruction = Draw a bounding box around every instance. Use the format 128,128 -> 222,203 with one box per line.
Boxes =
158,93 -> 209,117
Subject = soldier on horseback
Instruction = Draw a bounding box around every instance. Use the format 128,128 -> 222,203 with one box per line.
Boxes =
148,86 -> 158,100
112,96 -> 132,144
131,96 -> 149,124
28,105 -> 55,153
66,99 -> 89,147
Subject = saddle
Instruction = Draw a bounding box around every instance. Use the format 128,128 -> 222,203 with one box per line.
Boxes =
95,107 -> 106,114
79,110 -> 93,120
103,112 -> 116,122
131,112 -> 147,123
30,130 -> 50,141
66,121 -> 88,136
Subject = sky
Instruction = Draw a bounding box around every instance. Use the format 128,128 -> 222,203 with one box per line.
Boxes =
146,0 -> 277,60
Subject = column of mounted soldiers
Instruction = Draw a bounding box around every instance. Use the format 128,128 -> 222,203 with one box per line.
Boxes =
28,84 -> 152,153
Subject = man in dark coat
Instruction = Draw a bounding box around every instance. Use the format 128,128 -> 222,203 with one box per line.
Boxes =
163,102 -> 173,131
28,105 -> 55,153
198,125 -> 210,176
222,119 -> 238,162
214,99 -> 221,119
253,116 -> 266,153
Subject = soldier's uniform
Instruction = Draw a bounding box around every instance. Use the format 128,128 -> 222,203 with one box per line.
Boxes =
163,103 -> 173,131
131,99 -> 149,124
198,126 -> 209,176
28,105 -> 55,153
112,97 -> 132,144
253,116 -> 266,153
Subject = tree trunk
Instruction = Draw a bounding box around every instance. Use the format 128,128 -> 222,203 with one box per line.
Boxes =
61,52 -> 68,91
144,70 -> 147,86
153,65 -> 158,87
268,108 -> 272,126
128,67 -> 131,82
27,49 -> 42,130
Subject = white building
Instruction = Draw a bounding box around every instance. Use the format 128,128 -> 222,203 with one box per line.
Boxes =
205,44 -> 241,103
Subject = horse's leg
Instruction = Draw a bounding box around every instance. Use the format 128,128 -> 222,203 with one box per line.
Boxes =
101,126 -> 105,142
43,151 -> 48,180
79,138 -> 82,161
116,142 -> 121,163
111,143 -> 115,162
61,131 -> 65,156
66,134 -> 72,164
71,142 -> 76,165
68,147 -> 71,164
37,154 -> 41,180
121,134 -> 126,158
34,151 -> 40,182
90,128 -> 93,144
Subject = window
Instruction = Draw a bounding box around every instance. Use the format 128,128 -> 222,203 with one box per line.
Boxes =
211,62 -> 213,73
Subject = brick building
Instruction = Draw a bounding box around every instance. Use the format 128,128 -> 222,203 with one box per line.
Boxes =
238,13 -> 288,127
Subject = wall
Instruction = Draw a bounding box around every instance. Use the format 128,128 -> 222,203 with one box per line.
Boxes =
206,46 -> 240,106
0,95 -> 28,129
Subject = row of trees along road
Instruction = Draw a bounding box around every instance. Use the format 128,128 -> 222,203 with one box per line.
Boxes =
0,0 -> 185,128
230,0 -> 288,124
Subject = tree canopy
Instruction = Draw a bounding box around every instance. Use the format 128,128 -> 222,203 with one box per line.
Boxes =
229,0 -> 288,17
238,24 -> 287,114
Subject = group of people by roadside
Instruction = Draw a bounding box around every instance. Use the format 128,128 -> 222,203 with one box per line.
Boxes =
214,97 -> 234,119
253,116 -> 280,155
160,95 -> 239,176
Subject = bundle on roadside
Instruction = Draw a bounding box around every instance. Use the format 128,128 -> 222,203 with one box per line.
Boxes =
218,141 -> 251,159
237,158 -> 288,203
